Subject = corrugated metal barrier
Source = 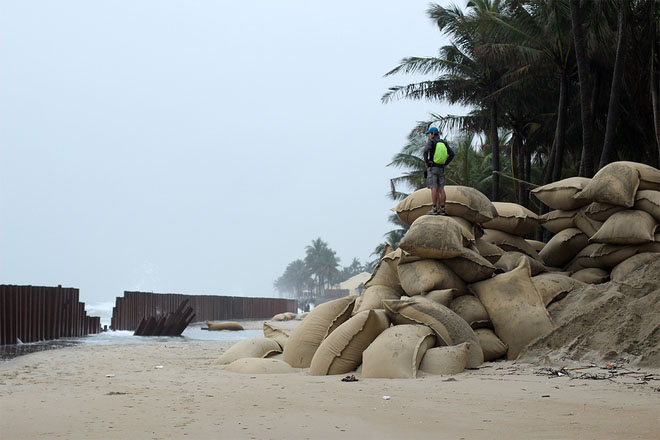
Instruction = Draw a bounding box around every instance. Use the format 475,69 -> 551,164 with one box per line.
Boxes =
111,291 -> 298,331
0,285 -> 101,345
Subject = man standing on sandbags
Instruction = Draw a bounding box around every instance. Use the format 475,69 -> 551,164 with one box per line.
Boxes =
423,126 -> 454,215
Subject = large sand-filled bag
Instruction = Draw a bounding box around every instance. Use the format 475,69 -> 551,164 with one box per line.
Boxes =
570,268 -> 609,284
223,358 -> 296,374
206,321 -> 244,331
539,228 -> 588,267
574,209 -> 603,238
352,285 -> 402,315
444,247 -> 496,283
481,229 -> 541,261
623,161 -> 660,190
448,216 -> 483,243
540,209 -> 578,233
473,239 -> 504,264
494,251 -> 546,275
474,329 -> 508,361
422,289 -> 457,307
419,343 -> 469,375
443,186 -> 499,224
531,177 -> 592,211
309,310 -> 390,376
397,259 -> 467,296
525,239 -> 546,252
361,324 -> 435,379
583,202 -> 625,221
449,295 -> 490,329
214,337 -> 282,365
590,242 -> 660,267
482,202 -> 541,236
398,215 -> 464,260
610,252 -> 660,282
633,190 -> 660,222
364,249 -> 405,294
573,161 -> 641,207
263,323 -> 290,350
589,210 -> 657,245
383,297 -> 483,367
532,272 -> 584,306
391,188 -> 433,226
283,296 -> 356,368
565,243 -> 607,273
470,258 -> 554,359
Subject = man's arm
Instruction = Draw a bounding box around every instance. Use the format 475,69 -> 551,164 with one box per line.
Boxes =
423,139 -> 433,167
444,139 -> 455,166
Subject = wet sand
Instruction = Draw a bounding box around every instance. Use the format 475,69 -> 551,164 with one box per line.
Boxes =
0,320 -> 658,439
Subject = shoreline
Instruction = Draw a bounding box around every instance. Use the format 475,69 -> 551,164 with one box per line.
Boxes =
1,333 -> 658,440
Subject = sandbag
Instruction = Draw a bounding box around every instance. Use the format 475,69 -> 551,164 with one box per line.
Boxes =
565,243 -> 607,273
590,242 -> 660,267
449,295 -> 490,329
297,312 -> 309,320
574,209 -> 603,238
421,289 -> 457,307
621,161 -> 660,190
570,268 -> 609,284
309,310 -> 390,376
282,296 -> 356,368
398,215 -> 465,260
448,216 -> 483,243
539,228 -> 588,267
383,297 -> 483,367
443,186 -> 498,224
573,161 -> 641,207
271,314 -> 288,321
481,229 -> 541,261
352,285 -> 402,315
361,324 -> 435,379
634,190 -> 660,222
531,177 -> 592,211
494,251 -> 546,275
532,272 -> 584,306
419,344 -> 469,375
583,202 -> 625,221
206,321 -> 244,331
443,247 -> 496,283
364,248 -> 405,294
525,239 -> 546,253
263,323 -> 290,350
397,259 -> 467,296
474,328 -> 508,361
610,252 -> 660,282
473,239 -> 504,264
213,337 -> 282,365
392,188 -> 433,226
540,209 -> 578,233
589,210 -> 657,245
482,202 -> 541,236
223,358 -> 296,374
470,258 -> 554,359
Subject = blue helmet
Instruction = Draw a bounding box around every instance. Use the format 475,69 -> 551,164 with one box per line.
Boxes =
424,126 -> 439,134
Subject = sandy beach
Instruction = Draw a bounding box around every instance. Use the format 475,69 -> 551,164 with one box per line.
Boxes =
1,320 -> 658,440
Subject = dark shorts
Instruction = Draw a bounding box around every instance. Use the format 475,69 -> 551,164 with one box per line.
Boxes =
426,166 -> 445,189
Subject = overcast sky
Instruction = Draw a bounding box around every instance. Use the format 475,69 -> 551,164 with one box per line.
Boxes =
0,0 -> 465,309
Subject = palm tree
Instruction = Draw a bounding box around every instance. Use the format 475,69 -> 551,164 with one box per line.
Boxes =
273,259 -> 311,300
304,238 -> 340,296
383,0 -> 509,201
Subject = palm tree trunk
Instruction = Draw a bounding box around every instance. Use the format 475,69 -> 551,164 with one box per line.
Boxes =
599,0 -> 630,169
515,133 -> 525,206
652,23 -> 660,164
490,103 -> 500,202
552,71 -> 570,182
570,0 -> 595,177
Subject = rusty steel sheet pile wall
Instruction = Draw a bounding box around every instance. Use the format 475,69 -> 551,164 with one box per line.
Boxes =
110,291 -> 298,331
0,285 -> 102,345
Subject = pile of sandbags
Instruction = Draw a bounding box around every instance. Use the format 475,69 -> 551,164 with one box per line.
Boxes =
214,165 -> 660,377
532,161 -> 660,285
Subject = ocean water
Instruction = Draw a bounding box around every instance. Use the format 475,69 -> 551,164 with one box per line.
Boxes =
0,322 -> 262,363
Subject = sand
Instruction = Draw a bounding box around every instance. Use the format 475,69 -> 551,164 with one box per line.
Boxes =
1,319 -> 658,440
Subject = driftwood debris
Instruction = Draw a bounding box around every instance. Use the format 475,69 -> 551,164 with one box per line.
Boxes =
134,299 -> 195,336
